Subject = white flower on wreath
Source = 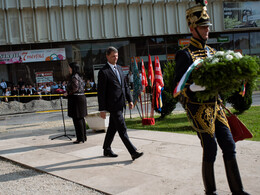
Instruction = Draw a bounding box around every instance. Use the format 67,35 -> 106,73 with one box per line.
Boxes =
226,50 -> 234,55
234,52 -> 243,59
207,56 -> 213,62
215,51 -> 225,56
226,54 -> 233,61
212,58 -> 219,64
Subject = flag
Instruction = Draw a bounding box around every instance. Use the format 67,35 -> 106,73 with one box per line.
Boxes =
154,56 -> 164,110
173,59 -> 203,97
141,59 -> 148,92
239,81 -> 247,97
148,55 -> 154,88
133,57 -> 142,105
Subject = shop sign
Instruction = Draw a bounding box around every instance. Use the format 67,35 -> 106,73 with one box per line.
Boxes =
178,39 -> 190,46
0,48 -> 66,64
36,71 -> 53,84
217,37 -> 229,43
167,54 -> 175,60
223,1 -> 260,29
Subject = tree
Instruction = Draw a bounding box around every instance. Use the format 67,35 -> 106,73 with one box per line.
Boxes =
154,60 -> 178,118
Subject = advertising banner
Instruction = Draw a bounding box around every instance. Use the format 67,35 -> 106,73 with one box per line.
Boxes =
224,1 -> 260,29
121,66 -> 130,77
0,48 -> 66,64
35,71 -> 53,84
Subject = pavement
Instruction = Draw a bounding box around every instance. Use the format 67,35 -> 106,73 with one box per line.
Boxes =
0,117 -> 259,195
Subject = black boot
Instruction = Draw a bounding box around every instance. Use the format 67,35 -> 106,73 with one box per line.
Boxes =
224,158 -> 250,195
202,161 -> 218,195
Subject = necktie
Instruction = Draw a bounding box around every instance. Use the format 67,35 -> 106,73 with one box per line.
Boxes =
114,66 -> 121,84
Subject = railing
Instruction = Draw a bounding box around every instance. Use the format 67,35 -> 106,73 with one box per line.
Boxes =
0,92 -> 98,102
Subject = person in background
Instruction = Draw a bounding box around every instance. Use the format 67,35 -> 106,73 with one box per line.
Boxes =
85,79 -> 92,92
173,4 -> 250,195
45,83 -> 51,94
61,81 -> 67,91
41,84 -> 48,95
18,85 -> 27,103
98,46 -> 143,161
51,82 -> 59,93
127,71 -> 133,89
0,79 -> 8,93
27,85 -> 36,95
64,62 -> 87,144
11,86 -> 19,101
3,87 -> 11,102
27,85 -> 36,101
90,79 -> 95,88
17,77 -> 25,88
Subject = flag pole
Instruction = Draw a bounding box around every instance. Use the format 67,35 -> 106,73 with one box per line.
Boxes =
139,94 -> 144,118
146,92 -> 149,118
151,85 -> 155,118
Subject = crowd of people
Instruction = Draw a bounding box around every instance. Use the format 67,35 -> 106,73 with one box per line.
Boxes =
0,78 -> 96,103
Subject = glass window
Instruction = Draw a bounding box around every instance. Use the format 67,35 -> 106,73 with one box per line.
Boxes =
148,37 -> 165,45
250,31 -> 260,55
218,33 -> 234,51
31,43 -> 52,50
234,32 -> 250,54
92,48 -> 106,65
131,38 -> 148,57
166,44 -> 179,54
149,45 -> 166,55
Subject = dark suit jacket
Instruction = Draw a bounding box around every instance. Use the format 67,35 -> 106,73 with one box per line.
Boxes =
98,63 -> 132,112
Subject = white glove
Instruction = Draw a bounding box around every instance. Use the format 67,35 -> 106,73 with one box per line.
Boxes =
189,83 -> 206,92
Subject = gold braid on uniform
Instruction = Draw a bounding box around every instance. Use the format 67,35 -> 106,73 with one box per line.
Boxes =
187,37 -> 215,61
183,91 -> 218,136
180,40 -> 230,137
216,104 -> 230,130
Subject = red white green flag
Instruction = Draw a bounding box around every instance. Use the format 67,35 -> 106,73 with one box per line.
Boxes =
173,59 -> 203,97
148,55 -> 154,88
141,59 -> 148,92
154,56 -> 164,111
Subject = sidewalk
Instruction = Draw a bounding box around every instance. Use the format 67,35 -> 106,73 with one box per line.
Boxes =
0,121 -> 259,195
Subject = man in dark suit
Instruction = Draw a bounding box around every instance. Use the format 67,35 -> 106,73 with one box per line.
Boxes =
98,46 -> 143,161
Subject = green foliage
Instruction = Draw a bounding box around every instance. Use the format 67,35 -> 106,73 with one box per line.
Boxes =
164,60 -> 176,93
224,81 -> 254,113
236,106 -> 260,141
224,16 -> 241,29
126,112 -> 194,134
192,51 -> 260,101
154,60 -> 178,118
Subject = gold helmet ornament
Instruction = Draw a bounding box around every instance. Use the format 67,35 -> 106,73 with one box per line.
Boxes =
186,5 -> 212,28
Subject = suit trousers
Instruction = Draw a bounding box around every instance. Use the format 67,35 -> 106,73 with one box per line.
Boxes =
72,117 -> 87,142
197,119 -> 236,162
103,110 -> 136,154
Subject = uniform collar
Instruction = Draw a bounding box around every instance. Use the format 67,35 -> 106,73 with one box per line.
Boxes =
190,37 -> 206,49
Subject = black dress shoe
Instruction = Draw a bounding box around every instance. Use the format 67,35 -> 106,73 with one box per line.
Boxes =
131,152 -> 143,161
73,140 -> 84,144
104,150 -> 118,157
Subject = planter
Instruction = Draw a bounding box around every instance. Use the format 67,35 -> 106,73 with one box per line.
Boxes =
85,111 -> 109,132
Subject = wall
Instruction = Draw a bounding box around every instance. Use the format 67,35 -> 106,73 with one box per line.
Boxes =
0,0 -> 224,45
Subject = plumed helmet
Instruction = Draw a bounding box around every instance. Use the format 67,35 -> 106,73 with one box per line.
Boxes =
186,5 -> 212,28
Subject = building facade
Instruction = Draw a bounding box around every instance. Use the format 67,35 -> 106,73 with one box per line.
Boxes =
0,0 -> 259,85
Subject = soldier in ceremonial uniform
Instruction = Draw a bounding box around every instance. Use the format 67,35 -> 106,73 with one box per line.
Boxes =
173,3 -> 250,195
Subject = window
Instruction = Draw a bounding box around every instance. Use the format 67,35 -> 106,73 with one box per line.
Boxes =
250,31 -> 260,55
234,32 -> 250,54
